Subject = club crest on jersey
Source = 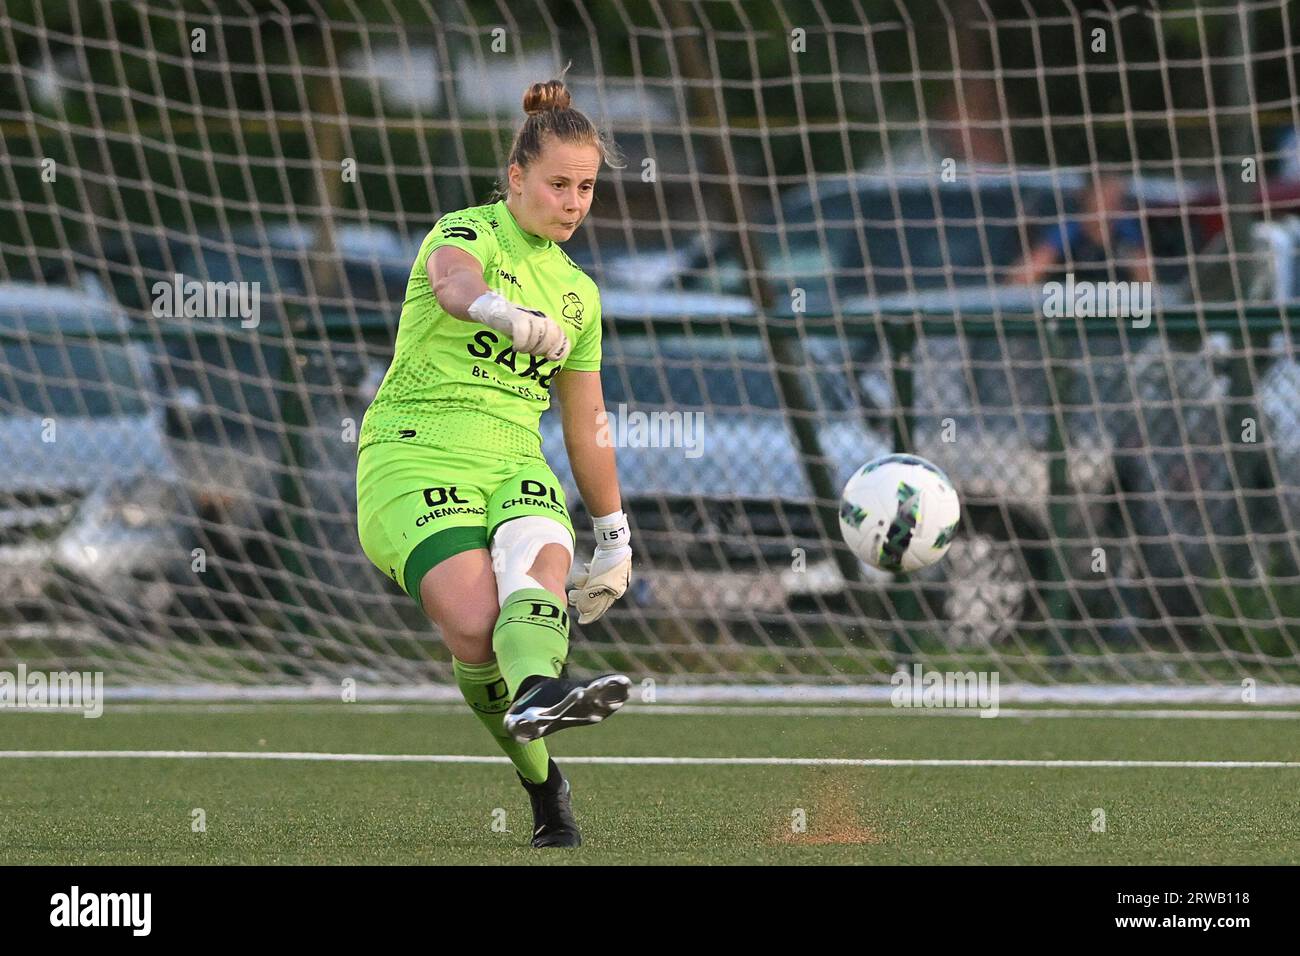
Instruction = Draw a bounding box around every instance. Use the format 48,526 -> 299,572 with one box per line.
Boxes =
561,291 -> 584,330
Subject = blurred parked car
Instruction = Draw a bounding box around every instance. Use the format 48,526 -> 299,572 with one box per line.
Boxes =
539,307 -> 892,615
0,283 -> 192,638
144,223 -> 405,547
636,167 -> 1198,303
549,171 -> 1234,642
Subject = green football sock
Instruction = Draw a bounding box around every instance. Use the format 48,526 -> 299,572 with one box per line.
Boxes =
452,656 -> 550,784
492,587 -> 570,697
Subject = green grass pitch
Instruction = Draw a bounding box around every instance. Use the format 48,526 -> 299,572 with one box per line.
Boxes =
1,701 -> 1297,865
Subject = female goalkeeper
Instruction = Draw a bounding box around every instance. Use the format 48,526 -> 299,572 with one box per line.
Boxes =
356,79 -> 632,848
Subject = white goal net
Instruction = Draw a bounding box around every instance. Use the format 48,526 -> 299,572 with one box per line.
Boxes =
2,0 -> 1299,694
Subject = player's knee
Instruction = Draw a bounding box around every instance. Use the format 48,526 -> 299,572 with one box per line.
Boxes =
527,542 -> 572,595
490,516 -> 573,605
429,600 -> 496,664
441,600 -> 499,643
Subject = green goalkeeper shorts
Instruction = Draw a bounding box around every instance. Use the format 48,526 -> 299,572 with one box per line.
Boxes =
356,441 -> 576,605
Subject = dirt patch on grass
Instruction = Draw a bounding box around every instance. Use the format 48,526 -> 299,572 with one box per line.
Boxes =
774,775 -> 883,846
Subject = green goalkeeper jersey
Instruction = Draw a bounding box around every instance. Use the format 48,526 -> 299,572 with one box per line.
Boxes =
358,199 -> 602,461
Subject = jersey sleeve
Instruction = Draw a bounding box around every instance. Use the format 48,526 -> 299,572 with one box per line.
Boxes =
563,286 -> 603,372
425,207 -> 500,274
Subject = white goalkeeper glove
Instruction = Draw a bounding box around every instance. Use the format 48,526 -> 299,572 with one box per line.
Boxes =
468,291 -> 571,362
567,509 -> 632,625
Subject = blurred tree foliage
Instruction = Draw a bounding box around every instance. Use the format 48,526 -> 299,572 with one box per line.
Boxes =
0,0 -> 1296,273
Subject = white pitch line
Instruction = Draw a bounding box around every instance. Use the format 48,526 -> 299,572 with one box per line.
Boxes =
82,703 -> 1300,720
0,751 -> 1297,769
99,683 -> 1300,705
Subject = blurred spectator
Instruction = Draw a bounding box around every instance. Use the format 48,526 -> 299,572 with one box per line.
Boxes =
1277,126 -> 1300,181
1014,173 -> 1152,286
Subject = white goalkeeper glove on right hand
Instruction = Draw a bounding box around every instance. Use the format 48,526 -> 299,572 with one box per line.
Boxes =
567,510 -> 632,625
468,291 -> 571,362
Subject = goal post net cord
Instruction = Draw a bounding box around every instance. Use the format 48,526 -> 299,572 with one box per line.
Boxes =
1,0 -> 1299,696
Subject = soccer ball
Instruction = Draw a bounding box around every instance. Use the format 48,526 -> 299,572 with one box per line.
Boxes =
838,454 -> 960,572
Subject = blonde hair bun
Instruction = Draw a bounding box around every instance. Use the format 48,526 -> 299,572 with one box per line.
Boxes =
523,80 -> 572,115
